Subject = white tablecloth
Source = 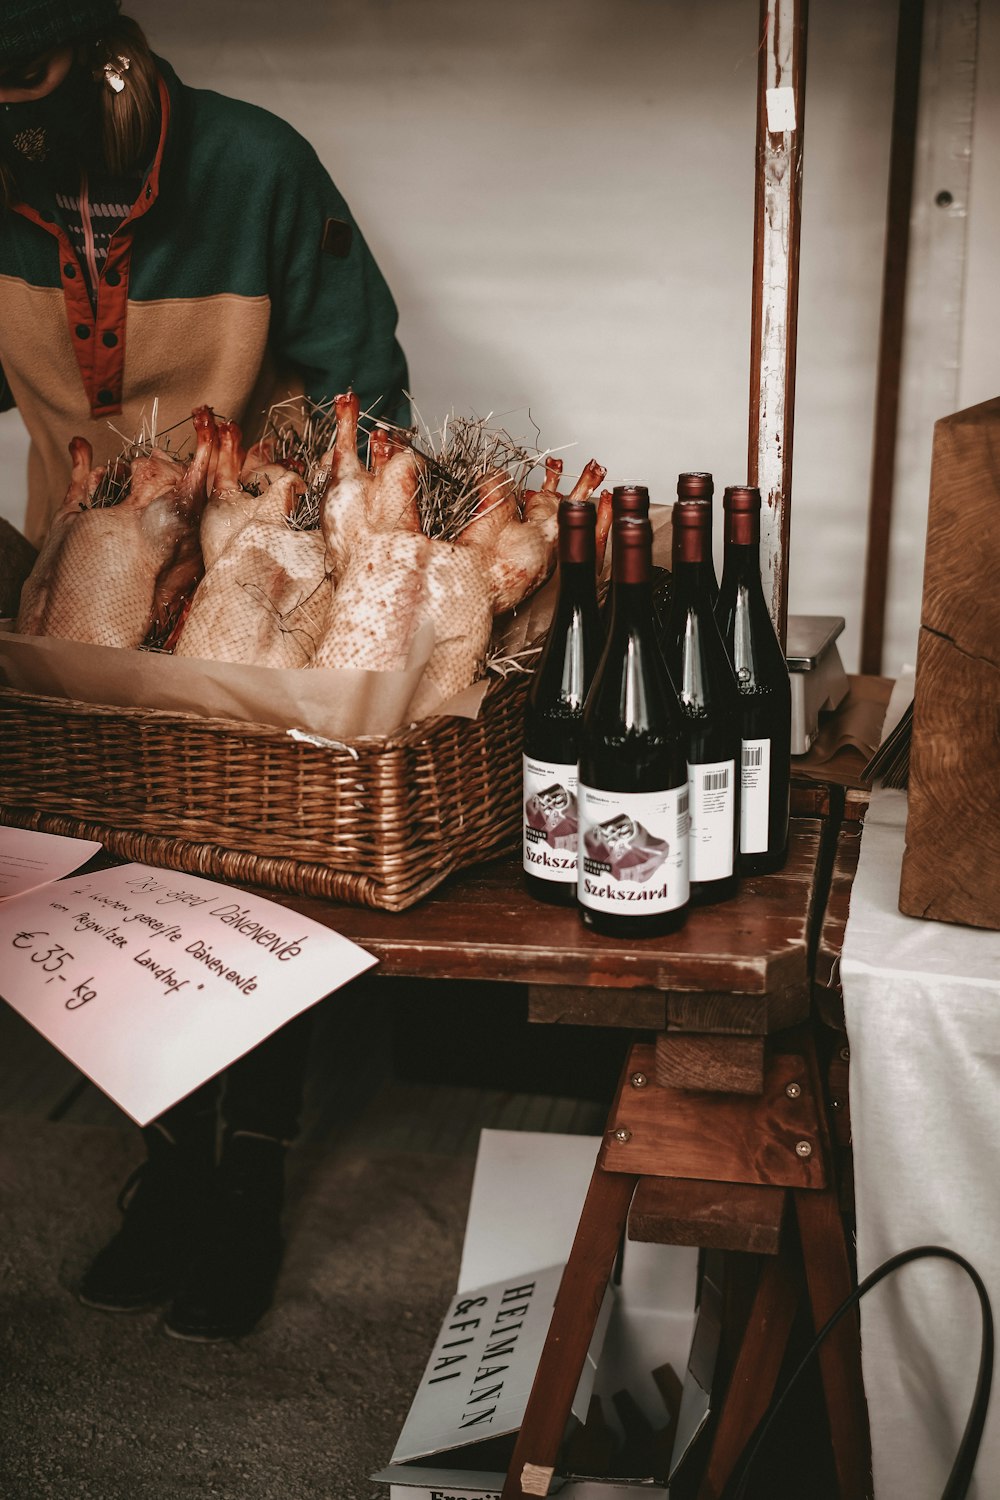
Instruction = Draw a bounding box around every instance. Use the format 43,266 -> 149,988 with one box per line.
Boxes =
842,672 -> 1000,1500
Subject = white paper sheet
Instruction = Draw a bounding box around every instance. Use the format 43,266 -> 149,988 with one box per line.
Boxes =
0,827 -> 103,903
0,862 -> 375,1125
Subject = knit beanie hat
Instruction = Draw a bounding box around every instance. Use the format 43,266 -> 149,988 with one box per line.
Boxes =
1,1 -> 122,69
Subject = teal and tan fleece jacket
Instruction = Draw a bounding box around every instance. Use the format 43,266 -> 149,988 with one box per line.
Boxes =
0,58 -> 409,544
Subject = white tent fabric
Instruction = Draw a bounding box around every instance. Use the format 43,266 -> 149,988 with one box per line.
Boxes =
842,671 -> 1000,1500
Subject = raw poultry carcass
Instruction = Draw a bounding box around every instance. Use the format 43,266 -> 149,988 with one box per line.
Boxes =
18,408 -> 217,649
318,392 -> 422,580
200,420 -> 252,569
311,531 -> 431,671
405,542 -> 495,721
15,436 -> 100,633
306,402 -> 609,719
404,456 -> 606,716
459,456 -> 607,615
318,392 -> 372,580
174,473 -> 332,670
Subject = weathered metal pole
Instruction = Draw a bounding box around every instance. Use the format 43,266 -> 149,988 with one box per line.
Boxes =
748,0 -> 809,649
859,0 -> 925,675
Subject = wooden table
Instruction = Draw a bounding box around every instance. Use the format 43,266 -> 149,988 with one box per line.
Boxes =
6,790 -> 861,1493
269,810 -> 869,1497
274,816 -> 826,1099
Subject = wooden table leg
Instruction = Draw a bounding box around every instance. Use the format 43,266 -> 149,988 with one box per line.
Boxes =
501,1162 -> 638,1499
794,1185 -> 872,1500
697,1228 -> 799,1500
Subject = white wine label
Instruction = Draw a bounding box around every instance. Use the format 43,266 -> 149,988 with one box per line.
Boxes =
523,756 -> 580,882
577,783 -> 689,914
688,758 -> 735,883
741,739 -> 771,853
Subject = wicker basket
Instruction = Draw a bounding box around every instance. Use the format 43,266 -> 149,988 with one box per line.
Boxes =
0,671 -> 530,911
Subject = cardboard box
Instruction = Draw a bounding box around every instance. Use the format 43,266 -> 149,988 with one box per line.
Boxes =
373,1130 -> 701,1498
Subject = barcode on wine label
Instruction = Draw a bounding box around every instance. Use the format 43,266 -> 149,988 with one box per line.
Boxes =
678,790 -> 689,815
702,769 -> 729,791
742,745 -> 764,768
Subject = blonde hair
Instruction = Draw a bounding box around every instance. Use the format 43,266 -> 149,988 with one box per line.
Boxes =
1,15 -> 160,208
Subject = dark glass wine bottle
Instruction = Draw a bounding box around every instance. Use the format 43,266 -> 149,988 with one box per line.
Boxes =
601,484 -> 673,632
676,472 -> 719,604
660,498 -> 741,905
600,484 -> 649,633
578,516 -> 689,937
715,484 -> 791,875
522,499 -> 603,904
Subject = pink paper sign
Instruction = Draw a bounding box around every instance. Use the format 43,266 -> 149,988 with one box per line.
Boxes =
0,863 -> 376,1124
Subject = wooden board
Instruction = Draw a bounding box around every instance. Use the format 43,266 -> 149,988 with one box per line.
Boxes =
900,396 -> 1000,929
600,1044 -> 825,1190
628,1175 -> 786,1255
278,821 -> 824,999
654,1032 -> 765,1096
527,984 -> 666,1031
813,822 -> 863,1029
790,776 -> 833,820
666,980 -> 809,1037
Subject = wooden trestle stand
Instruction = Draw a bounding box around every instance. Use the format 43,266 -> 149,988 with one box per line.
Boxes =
500,1038 -> 870,1500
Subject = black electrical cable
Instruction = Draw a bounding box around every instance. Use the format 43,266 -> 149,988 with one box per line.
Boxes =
722,1245 -> 994,1500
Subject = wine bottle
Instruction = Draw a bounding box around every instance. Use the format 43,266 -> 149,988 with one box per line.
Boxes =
660,497 -> 741,904
600,485 -> 649,632
676,472 -> 719,604
523,498 -> 603,904
578,516 -> 689,937
601,484 -> 673,632
715,484 -> 791,875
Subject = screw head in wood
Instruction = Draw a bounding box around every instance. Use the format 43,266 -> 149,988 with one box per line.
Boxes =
840,1046 -> 850,1062
785,1081 -> 802,1099
630,1071 -> 648,1089
795,1140 -> 813,1158
612,1126 -> 632,1144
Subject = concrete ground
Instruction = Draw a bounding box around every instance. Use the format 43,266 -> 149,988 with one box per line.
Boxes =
0,1115 -> 476,1500
0,985 -> 615,1500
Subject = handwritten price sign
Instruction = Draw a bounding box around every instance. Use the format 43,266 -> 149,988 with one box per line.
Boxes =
0,863 -> 376,1125
11,931 -> 97,1006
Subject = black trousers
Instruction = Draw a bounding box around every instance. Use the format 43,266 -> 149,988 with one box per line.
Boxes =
156,1010 -> 314,1145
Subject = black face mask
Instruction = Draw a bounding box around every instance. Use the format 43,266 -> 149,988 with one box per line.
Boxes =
0,62 -> 99,184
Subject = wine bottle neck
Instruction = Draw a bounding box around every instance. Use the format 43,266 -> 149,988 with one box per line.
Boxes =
720,541 -> 765,596
558,532 -> 597,567
608,578 -> 655,632
556,557 -> 598,602
671,559 -> 716,605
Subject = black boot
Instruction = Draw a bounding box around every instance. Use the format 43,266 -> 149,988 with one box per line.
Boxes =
78,1113 -> 218,1312
163,1131 -> 286,1342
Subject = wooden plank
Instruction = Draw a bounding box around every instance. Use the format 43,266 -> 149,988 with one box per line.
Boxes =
501,1163 -> 638,1499
628,1175 -> 786,1255
697,1236 -> 800,1500
826,1049 -> 851,1150
794,1185 -> 873,1499
901,401 -> 1000,929
601,1044 -> 825,1190
666,981 -> 809,1037
813,823 -> 863,998
843,787 -> 870,823
791,777 -> 832,819
527,984 -> 666,1031
903,625 -> 1000,929
748,0 -> 808,645
654,1032 -> 765,1096
277,821 -> 823,997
